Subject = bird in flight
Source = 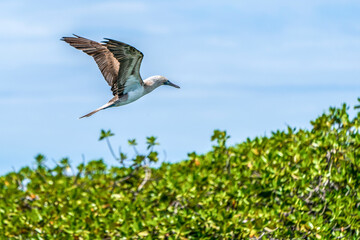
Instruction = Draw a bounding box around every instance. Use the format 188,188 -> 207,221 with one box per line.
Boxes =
61,34 -> 180,118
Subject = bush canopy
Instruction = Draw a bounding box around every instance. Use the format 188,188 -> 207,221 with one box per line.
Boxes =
1,102 -> 360,239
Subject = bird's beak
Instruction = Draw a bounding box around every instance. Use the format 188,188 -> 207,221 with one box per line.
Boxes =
167,81 -> 180,89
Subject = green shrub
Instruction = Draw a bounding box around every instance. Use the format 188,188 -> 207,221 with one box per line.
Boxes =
0,102 -> 359,239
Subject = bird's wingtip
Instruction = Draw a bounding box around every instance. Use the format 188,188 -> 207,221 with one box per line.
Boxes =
101,38 -> 112,43
61,34 -> 82,41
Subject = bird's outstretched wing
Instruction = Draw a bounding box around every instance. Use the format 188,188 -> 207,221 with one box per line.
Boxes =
61,35 -> 120,93
103,38 -> 144,96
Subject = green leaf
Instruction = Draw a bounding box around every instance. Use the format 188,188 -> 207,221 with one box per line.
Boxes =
99,129 -> 114,141
134,155 -> 145,164
148,151 -> 159,163
35,154 -> 45,165
128,139 -> 137,146
146,136 -> 159,149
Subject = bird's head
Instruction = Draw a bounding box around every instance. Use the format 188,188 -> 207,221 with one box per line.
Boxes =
151,75 -> 180,89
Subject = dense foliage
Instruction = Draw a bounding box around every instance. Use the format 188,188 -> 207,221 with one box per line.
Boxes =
1,102 -> 360,239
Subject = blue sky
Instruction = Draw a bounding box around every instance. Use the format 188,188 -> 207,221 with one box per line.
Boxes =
1,0 -> 360,174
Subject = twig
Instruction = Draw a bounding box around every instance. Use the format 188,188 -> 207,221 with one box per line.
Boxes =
35,170 -> 48,183
106,137 -> 118,162
137,166 -> 151,193
333,225 -> 351,232
132,145 -> 139,156
170,200 -> 183,215
251,227 -> 278,240
320,202 -> 327,215
300,231 -> 311,239
74,165 -> 84,185
305,182 -> 320,203
225,152 -> 233,176
255,232 -> 266,240
118,146 -> 126,168
335,236 -> 345,239
264,227 -> 278,233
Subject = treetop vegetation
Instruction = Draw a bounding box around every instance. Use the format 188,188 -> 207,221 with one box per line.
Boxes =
1,99 -> 360,239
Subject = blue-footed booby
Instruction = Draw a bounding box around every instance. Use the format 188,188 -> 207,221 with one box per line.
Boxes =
61,35 -> 180,118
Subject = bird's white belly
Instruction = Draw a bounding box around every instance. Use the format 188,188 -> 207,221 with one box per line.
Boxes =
115,86 -> 145,106
128,87 -> 145,102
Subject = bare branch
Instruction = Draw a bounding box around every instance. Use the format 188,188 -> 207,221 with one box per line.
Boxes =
333,225 -> 351,232
250,228 -> 278,240
137,166 -> 151,193
106,137 -> 118,162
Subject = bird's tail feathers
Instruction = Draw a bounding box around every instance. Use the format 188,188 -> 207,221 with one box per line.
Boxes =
79,102 -> 114,119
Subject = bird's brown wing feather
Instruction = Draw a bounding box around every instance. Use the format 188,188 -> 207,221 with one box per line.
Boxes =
103,39 -> 144,96
61,35 -> 120,94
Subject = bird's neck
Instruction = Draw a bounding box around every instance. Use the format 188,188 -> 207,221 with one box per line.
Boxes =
143,77 -> 162,94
